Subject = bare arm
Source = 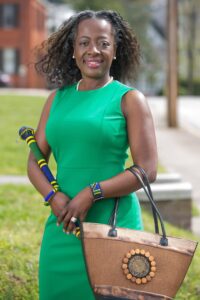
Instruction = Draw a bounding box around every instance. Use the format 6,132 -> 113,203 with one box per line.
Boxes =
99,89 -> 158,197
58,90 -> 158,231
27,91 -> 55,196
27,90 -> 70,216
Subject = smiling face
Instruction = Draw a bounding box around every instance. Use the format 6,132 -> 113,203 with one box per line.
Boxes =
73,18 -> 116,81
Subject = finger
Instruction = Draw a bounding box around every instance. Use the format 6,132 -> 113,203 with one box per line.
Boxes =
62,212 -> 73,232
57,206 -> 68,225
79,211 -> 87,222
67,216 -> 79,233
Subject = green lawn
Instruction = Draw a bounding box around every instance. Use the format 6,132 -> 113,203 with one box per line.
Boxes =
0,95 -> 46,175
0,185 -> 49,299
0,184 -> 199,299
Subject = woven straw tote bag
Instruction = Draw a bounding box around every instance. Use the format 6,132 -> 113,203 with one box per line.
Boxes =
81,166 -> 198,300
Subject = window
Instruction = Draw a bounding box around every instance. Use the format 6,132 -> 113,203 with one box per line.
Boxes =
0,4 -> 19,28
0,48 -> 20,74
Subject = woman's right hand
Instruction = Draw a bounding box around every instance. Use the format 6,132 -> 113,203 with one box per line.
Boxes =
49,191 -> 70,218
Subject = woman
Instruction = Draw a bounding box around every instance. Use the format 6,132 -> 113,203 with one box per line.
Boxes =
29,10 -> 158,300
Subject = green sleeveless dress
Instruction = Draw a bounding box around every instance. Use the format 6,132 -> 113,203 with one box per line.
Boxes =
39,80 -> 143,300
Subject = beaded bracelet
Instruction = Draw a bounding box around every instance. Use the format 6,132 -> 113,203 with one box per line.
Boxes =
89,182 -> 104,202
44,189 -> 57,206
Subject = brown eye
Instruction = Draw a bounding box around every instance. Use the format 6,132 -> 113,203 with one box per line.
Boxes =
99,41 -> 110,49
79,41 -> 89,47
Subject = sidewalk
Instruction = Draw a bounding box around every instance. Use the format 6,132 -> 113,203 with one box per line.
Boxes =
0,87 -> 50,97
148,96 -> 200,205
148,96 -> 200,235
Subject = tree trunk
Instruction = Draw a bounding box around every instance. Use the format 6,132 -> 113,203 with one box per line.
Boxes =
187,2 -> 197,95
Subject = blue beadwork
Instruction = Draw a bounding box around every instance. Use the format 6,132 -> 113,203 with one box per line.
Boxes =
90,182 -> 104,202
44,189 -> 56,202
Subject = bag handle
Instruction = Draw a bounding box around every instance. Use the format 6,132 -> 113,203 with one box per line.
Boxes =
132,165 -> 159,234
108,166 -> 168,247
108,166 -> 159,236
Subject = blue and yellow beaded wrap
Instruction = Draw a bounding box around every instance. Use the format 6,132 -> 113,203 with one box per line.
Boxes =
19,126 -> 80,238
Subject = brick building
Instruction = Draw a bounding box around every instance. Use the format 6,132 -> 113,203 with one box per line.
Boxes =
0,0 -> 47,88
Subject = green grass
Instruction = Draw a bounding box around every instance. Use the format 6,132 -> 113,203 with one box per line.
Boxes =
0,95 -> 46,175
0,184 -> 199,299
0,185 -> 49,300
192,204 -> 200,217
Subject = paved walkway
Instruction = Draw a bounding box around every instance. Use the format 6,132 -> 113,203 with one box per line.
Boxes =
0,175 -> 29,184
149,96 -> 200,206
0,87 -> 50,97
149,96 -> 200,235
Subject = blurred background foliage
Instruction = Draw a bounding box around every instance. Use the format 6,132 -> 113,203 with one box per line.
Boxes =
178,0 -> 200,95
45,0 -> 200,96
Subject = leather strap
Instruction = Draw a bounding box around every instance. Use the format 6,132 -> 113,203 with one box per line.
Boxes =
131,165 -> 159,234
108,166 -> 168,246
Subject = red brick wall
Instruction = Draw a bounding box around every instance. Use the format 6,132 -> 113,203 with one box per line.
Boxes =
0,0 -> 47,88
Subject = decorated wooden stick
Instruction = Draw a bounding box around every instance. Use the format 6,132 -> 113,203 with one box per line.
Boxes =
19,126 -> 80,238
19,126 -> 59,191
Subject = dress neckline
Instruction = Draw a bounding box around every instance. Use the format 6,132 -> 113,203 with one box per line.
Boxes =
76,77 -> 114,92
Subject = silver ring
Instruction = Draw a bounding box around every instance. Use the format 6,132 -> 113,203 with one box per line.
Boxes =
70,216 -> 77,223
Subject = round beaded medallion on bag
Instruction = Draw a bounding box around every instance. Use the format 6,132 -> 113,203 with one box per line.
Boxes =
122,248 -> 156,285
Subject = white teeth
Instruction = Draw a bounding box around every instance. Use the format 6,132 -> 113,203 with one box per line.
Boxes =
87,61 -> 100,67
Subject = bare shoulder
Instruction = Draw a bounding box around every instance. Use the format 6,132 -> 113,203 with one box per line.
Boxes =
122,89 -> 150,118
47,89 -> 57,101
35,89 -> 57,136
44,89 -> 57,112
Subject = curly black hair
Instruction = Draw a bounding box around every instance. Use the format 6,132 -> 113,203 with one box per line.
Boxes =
35,10 -> 141,87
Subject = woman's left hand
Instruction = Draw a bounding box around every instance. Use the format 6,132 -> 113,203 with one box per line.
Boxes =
57,187 -> 93,233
